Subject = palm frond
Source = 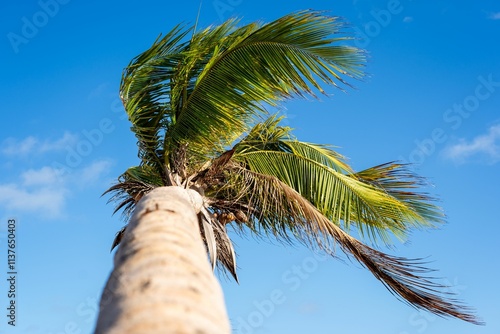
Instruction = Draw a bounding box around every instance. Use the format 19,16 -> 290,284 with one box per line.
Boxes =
199,207 -> 218,270
215,166 -> 480,324
169,10 -> 365,156
120,25 -> 192,170
120,10 -> 365,166
353,162 -> 445,225
232,149 -> 427,245
103,165 -> 163,219
200,208 -> 239,282
235,114 -> 352,173
229,116 -> 443,245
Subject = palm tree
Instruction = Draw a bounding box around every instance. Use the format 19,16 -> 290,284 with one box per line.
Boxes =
94,10 -> 481,333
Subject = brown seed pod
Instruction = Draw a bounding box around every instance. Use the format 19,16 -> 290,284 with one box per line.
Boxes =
235,210 -> 248,223
219,212 -> 236,224
226,212 -> 236,221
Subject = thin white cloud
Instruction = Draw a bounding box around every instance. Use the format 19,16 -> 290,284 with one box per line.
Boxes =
489,12 -> 500,20
443,124 -> 500,164
0,183 -> 67,219
0,159 -> 113,219
77,159 -> 113,184
39,132 -> 78,153
22,166 -> 65,186
1,136 -> 37,155
403,16 -> 414,23
1,132 -> 78,156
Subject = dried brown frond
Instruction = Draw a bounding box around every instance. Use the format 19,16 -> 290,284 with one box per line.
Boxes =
104,179 -> 155,219
192,149 -> 236,187
103,178 -> 157,250
110,226 -> 127,252
170,142 -> 189,179
206,149 -> 235,177
199,208 -> 238,281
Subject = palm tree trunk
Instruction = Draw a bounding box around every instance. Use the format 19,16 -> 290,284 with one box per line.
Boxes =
94,186 -> 231,334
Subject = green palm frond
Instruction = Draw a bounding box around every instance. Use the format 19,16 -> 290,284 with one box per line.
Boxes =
231,117 -> 437,245
235,115 -> 352,173
353,162 -> 445,225
168,10 -> 364,156
233,150 -> 416,243
120,25 -> 192,170
120,10 -> 365,167
213,165 -> 479,324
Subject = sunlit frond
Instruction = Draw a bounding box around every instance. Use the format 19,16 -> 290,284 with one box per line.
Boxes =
235,115 -> 352,173
120,25 -> 192,169
120,10 -> 365,165
233,149 -> 424,245
353,162 -> 446,226
170,10 -> 365,156
213,165 -> 480,324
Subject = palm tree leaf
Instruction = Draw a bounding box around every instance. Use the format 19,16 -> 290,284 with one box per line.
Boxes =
232,148 -> 428,245
120,25 -> 192,169
119,10 -> 364,167
199,207 -> 217,271
199,207 -> 238,281
211,215 -> 239,282
216,166 -> 480,324
165,10 -> 365,158
353,162 -> 445,225
229,117 -> 443,245
235,114 -> 353,173
103,165 -> 163,218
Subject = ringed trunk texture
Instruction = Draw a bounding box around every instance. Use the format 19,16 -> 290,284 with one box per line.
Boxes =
94,186 -> 231,334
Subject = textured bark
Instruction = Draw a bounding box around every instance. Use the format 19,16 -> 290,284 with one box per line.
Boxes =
94,186 -> 231,334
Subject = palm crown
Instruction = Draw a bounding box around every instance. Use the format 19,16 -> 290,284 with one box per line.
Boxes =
105,10 -> 480,324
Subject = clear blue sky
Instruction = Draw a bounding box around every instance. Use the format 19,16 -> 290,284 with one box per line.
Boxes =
1,1 -> 499,333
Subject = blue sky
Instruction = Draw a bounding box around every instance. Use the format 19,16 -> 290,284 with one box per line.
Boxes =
1,0 -> 499,333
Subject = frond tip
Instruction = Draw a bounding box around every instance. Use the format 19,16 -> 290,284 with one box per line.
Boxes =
341,237 -> 483,324
110,226 -> 127,252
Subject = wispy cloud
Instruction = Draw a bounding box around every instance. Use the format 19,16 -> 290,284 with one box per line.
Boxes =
77,159 -> 113,185
22,166 -> 65,186
1,132 -> 78,156
489,12 -> 500,20
39,132 -> 78,153
0,181 -> 68,219
0,159 -> 113,219
403,16 -> 414,23
443,124 -> 500,164
1,136 -> 37,155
